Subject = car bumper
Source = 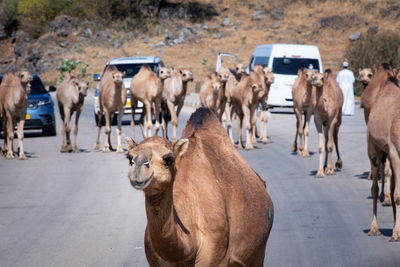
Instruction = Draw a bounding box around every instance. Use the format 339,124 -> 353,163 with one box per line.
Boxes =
25,105 -> 55,130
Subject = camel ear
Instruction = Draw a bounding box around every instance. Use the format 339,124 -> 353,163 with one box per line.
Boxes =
179,69 -> 183,74
173,138 -> 189,158
125,137 -> 137,150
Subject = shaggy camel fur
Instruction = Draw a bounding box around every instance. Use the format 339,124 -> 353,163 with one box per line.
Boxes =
161,68 -> 193,142
199,72 -> 224,118
94,65 -> 127,152
312,70 -> 343,178
291,69 -> 316,157
56,75 -> 88,153
0,72 -> 31,159
130,65 -> 170,138
252,65 -> 275,144
125,108 -> 273,266
367,76 -> 400,241
231,71 -> 264,150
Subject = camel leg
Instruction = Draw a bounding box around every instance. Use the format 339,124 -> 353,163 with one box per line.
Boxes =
368,144 -> 382,236
383,158 -> 392,206
251,109 -> 258,144
1,118 -> 7,155
72,108 -> 81,153
116,109 -> 124,153
166,101 -> 177,143
243,105 -> 253,150
260,110 -> 268,144
225,104 -> 234,143
130,99 -> 138,139
145,101 -> 152,138
314,115 -> 325,178
16,119 -> 26,160
303,109 -> 312,158
64,108 -> 72,151
94,111 -> 103,150
153,100 -> 162,137
59,105 -> 68,152
325,119 -> 337,175
237,112 -> 244,150
5,112 -> 15,159
388,145 -> 400,241
102,111 -> 111,152
333,120 -> 342,169
292,107 -> 302,155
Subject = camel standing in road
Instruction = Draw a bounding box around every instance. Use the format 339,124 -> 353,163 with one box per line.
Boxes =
161,68 -> 193,142
56,74 -> 88,153
93,65 -> 127,153
199,72 -> 223,117
291,69 -> 316,157
367,76 -> 400,241
125,108 -> 273,266
312,70 -> 343,178
0,71 -> 32,159
130,65 -> 170,138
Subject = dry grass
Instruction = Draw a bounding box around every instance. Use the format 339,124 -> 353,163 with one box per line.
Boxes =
41,0 -> 400,93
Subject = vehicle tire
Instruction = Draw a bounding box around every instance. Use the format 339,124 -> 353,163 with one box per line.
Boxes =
42,124 -> 56,136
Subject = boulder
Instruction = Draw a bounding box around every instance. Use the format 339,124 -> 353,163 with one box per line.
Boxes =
348,32 -> 361,41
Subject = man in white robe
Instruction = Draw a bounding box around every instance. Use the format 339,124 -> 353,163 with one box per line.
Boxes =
336,61 -> 355,116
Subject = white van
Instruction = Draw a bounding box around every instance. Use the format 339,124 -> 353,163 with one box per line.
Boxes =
247,44 -> 323,108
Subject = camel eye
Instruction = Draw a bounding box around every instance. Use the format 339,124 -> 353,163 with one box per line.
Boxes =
163,153 -> 174,166
368,74 -> 372,78
127,155 -> 135,165
144,162 -> 150,168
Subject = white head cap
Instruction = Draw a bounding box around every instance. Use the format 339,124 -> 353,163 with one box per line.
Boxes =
343,61 -> 349,67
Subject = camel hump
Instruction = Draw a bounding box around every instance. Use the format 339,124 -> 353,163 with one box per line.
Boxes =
106,65 -> 119,73
182,107 -> 220,138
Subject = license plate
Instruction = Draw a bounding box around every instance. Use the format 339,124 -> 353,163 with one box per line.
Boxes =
25,114 -> 30,120
126,101 -> 131,107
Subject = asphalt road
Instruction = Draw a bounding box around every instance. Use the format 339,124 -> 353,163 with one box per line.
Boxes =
1,90 -> 400,267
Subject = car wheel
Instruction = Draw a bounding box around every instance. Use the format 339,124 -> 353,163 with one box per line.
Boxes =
43,124 -> 56,136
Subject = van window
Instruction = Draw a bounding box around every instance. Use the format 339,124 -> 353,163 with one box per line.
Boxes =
104,63 -> 159,78
272,58 -> 320,75
253,56 -> 270,67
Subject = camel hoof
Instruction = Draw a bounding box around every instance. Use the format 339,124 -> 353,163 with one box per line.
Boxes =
315,169 -> 325,178
325,168 -> 335,175
261,138 -> 268,144
102,147 -> 111,153
335,160 -> 343,169
382,200 -> 392,207
73,148 -> 80,153
245,143 -> 253,150
116,146 -> 124,153
93,144 -> 100,150
67,145 -> 73,151
19,154 -> 27,160
6,153 -> 15,159
291,145 -> 297,153
60,146 -> 68,153
368,228 -> 381,236
389,231 -> 400,241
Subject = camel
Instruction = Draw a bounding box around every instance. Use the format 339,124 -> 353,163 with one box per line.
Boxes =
230,70 -> 264,150
252,65 -> 275,144
130,65 -> 170,139
312,70 -> 343,178
125,108 -> 274,266
291,68 -> 317,157
367,76 -> 400,241
56,74 -> 88,153
93,65 -> 127,153
357,68 -> 374,89
235,63 -> 246,81
161,68 -> 193,143
199,72 -> 224,118
0,71 -> 32,159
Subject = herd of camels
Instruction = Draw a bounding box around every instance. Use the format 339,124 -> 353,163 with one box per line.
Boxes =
1,60 -> 400,265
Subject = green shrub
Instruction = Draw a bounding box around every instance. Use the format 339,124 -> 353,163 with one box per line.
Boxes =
57,59 -> 89,83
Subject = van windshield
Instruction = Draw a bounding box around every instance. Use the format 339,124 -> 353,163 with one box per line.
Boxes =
253,56 -> 270,67
105,63 -> 159,78
272,58 -> 320,75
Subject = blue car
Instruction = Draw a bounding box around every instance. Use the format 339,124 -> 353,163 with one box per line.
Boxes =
0,74 -> 56,136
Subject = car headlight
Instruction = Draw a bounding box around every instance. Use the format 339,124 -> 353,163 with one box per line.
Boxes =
38,99 -> 52,105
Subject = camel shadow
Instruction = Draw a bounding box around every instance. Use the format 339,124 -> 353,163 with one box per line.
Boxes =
363,228 -> 392,237
355,171 -> 370,180
290,151 -> 315,157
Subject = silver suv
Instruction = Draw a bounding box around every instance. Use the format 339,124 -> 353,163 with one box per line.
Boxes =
93,56 -> 165,125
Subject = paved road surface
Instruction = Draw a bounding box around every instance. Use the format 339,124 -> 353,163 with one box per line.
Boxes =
1,91 -> 400,267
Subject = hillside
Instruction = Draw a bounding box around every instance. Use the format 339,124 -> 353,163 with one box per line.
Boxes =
1,0 -> 400,92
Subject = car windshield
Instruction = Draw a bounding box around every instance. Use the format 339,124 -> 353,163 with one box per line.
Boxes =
272,58 -> 320,75
252,56 -> 270,67
30,76 -> 47,94
107,63 -> 160,78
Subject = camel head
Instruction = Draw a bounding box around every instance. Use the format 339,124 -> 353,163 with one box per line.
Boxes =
179,70 -> 194,82
357,68 -> 374,85
235,63 -> 245,80
159,67 -> 171,81
210,73 -> 221,94
263,67 -> 275,85
303,69 -> 315,84
112,70 -> 124,85
311,72 -> 324,88
18,71 -> 32,93
125,136 -> 189,196
73,80 -> 89,98
218,66 -> 230,83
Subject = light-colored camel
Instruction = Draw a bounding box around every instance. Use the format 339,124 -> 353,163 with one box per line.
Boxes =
199,72 -> 224,118
161,68 -> 193,143
230,71 -> 264,150
56,74 -> 88,153
367,76 -> 400,241
0,71 -> 32,159
235,63 -> 246,81
312,70 -> 343,178
291,68 -> 316,157
94,65 -> 127,153
125,108 -> 273,266
357,68 -> 374,88
130,65 -> 170,138
252,65 -> 275,144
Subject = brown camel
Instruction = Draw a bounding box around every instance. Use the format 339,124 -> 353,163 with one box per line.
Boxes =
235,63 -> 246,81
0,71 -> 32,159
161,68 -> 193,143
130,65 -> 170,139
125,108 -> 274,266
94,65 -> 127,152
291,68 -> 316,157
367,76 -> 400,241
56,74 -> 88,153
312,70 -> 343,178
252,65 -> 275,144
230,70 -> 264,150
199,72 -> 224,118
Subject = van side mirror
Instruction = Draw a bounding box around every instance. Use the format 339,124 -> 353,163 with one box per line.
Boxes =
93,74 -> 100,81
49,85 -> 56,92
